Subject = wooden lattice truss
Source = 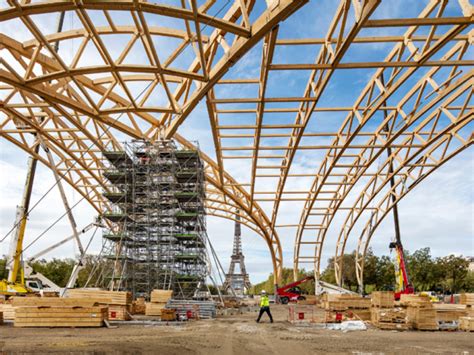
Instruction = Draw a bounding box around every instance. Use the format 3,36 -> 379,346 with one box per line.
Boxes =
0,0 -> 472,287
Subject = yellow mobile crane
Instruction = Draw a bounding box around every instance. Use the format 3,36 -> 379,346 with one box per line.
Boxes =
0,148 -> 40,295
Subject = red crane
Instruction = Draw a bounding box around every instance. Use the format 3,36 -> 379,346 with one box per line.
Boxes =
277,276 -> 315,304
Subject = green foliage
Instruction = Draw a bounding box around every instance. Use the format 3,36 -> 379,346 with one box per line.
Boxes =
252,248 -> 472,295
0,256 -> 8,279
29,258 -> 75,287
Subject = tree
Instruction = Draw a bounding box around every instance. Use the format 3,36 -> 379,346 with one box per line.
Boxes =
29,258 -> 75,287
437,255 -> 469,293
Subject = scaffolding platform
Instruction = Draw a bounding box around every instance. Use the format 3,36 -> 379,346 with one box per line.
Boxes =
100,139 -> 207,299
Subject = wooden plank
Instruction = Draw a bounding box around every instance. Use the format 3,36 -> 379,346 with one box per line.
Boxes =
12,297 -> 100,307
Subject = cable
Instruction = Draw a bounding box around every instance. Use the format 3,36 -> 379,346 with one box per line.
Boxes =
2,0 -> 241,247
0,80 -> 154,245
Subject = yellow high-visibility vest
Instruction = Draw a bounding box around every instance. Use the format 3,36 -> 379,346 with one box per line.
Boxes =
260,295 -> 270,307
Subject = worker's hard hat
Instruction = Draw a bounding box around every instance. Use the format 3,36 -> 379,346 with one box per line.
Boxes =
261,290 -> 266,294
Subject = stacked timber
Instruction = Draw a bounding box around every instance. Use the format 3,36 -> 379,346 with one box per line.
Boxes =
0,303 -> 16,320
406,306 -> 438,330
460,293 -> 474,306
433,304 -> 468,323
131,298 -> 146,315
459,317 -> 474,332
145,290 -> 173,317
322,294 -> 371,322
160,309 -> 177,321
297,295 -> 318,305
371,291 -> 394,308
67,289 -> 132,321
323,294 -> 370,311
370,307 -> 409,330
12,297 -> 107,328
400,294 -> 430,307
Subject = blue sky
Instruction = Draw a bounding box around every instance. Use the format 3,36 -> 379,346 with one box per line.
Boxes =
0,0 -> 472,283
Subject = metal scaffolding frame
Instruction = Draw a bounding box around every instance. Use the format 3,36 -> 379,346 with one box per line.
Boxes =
101,139 -> 207,299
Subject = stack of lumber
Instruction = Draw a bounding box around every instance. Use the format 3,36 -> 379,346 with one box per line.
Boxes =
371,291 -> 394,308
67,289 -> 132,321
150,290 -> 173,303
370,307 -> 408,330
459,317 -> 474,332
288,305 -> 323,323
131,298 -> 146,315
400,294 -> 431,307
42,291 -> 59,297
146,289 -> 173,317
67,289 -> 131,305
160,309 -> 176,321
297,295 -> 318,305
0,303 -> 16,320
460,293 -> 474,306
406,305 -> 438,330
433,304 -> 468,323
12,297 -> 107,328
322,294 -> 370,311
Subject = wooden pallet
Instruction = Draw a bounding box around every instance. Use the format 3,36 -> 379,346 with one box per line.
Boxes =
406,306 -> 438,330
371,307 -> 406,324
433,304 -> 467,322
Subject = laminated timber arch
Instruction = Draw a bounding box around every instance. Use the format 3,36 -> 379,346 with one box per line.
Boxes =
1,0 -> 473,289
292,2 -> 473,282
354,130 -> 473,291
0,113 -> 283,279
333,85 -> 473,287
0,0 -> 295,282
0,0 -> 308,139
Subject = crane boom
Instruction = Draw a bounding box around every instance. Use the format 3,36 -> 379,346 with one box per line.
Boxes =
8,149 -> 39,284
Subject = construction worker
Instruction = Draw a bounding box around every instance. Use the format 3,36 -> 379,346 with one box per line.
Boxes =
256,290 -> 273,323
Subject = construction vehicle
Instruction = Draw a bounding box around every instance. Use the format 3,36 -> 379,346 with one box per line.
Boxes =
389,240 -> 414,300
277,276 -> 315,304
278,276 -> 357,304
0,149 -> 97,297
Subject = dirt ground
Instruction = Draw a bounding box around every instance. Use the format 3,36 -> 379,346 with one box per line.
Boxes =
0,305 -> 472,354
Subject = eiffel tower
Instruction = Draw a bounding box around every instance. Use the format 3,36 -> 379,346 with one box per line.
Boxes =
223,211 -> 251,295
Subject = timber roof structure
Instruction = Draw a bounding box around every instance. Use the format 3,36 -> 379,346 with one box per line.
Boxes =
0,0 -> 472,287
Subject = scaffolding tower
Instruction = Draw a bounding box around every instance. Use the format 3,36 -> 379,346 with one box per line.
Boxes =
100,139 -> 207,299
